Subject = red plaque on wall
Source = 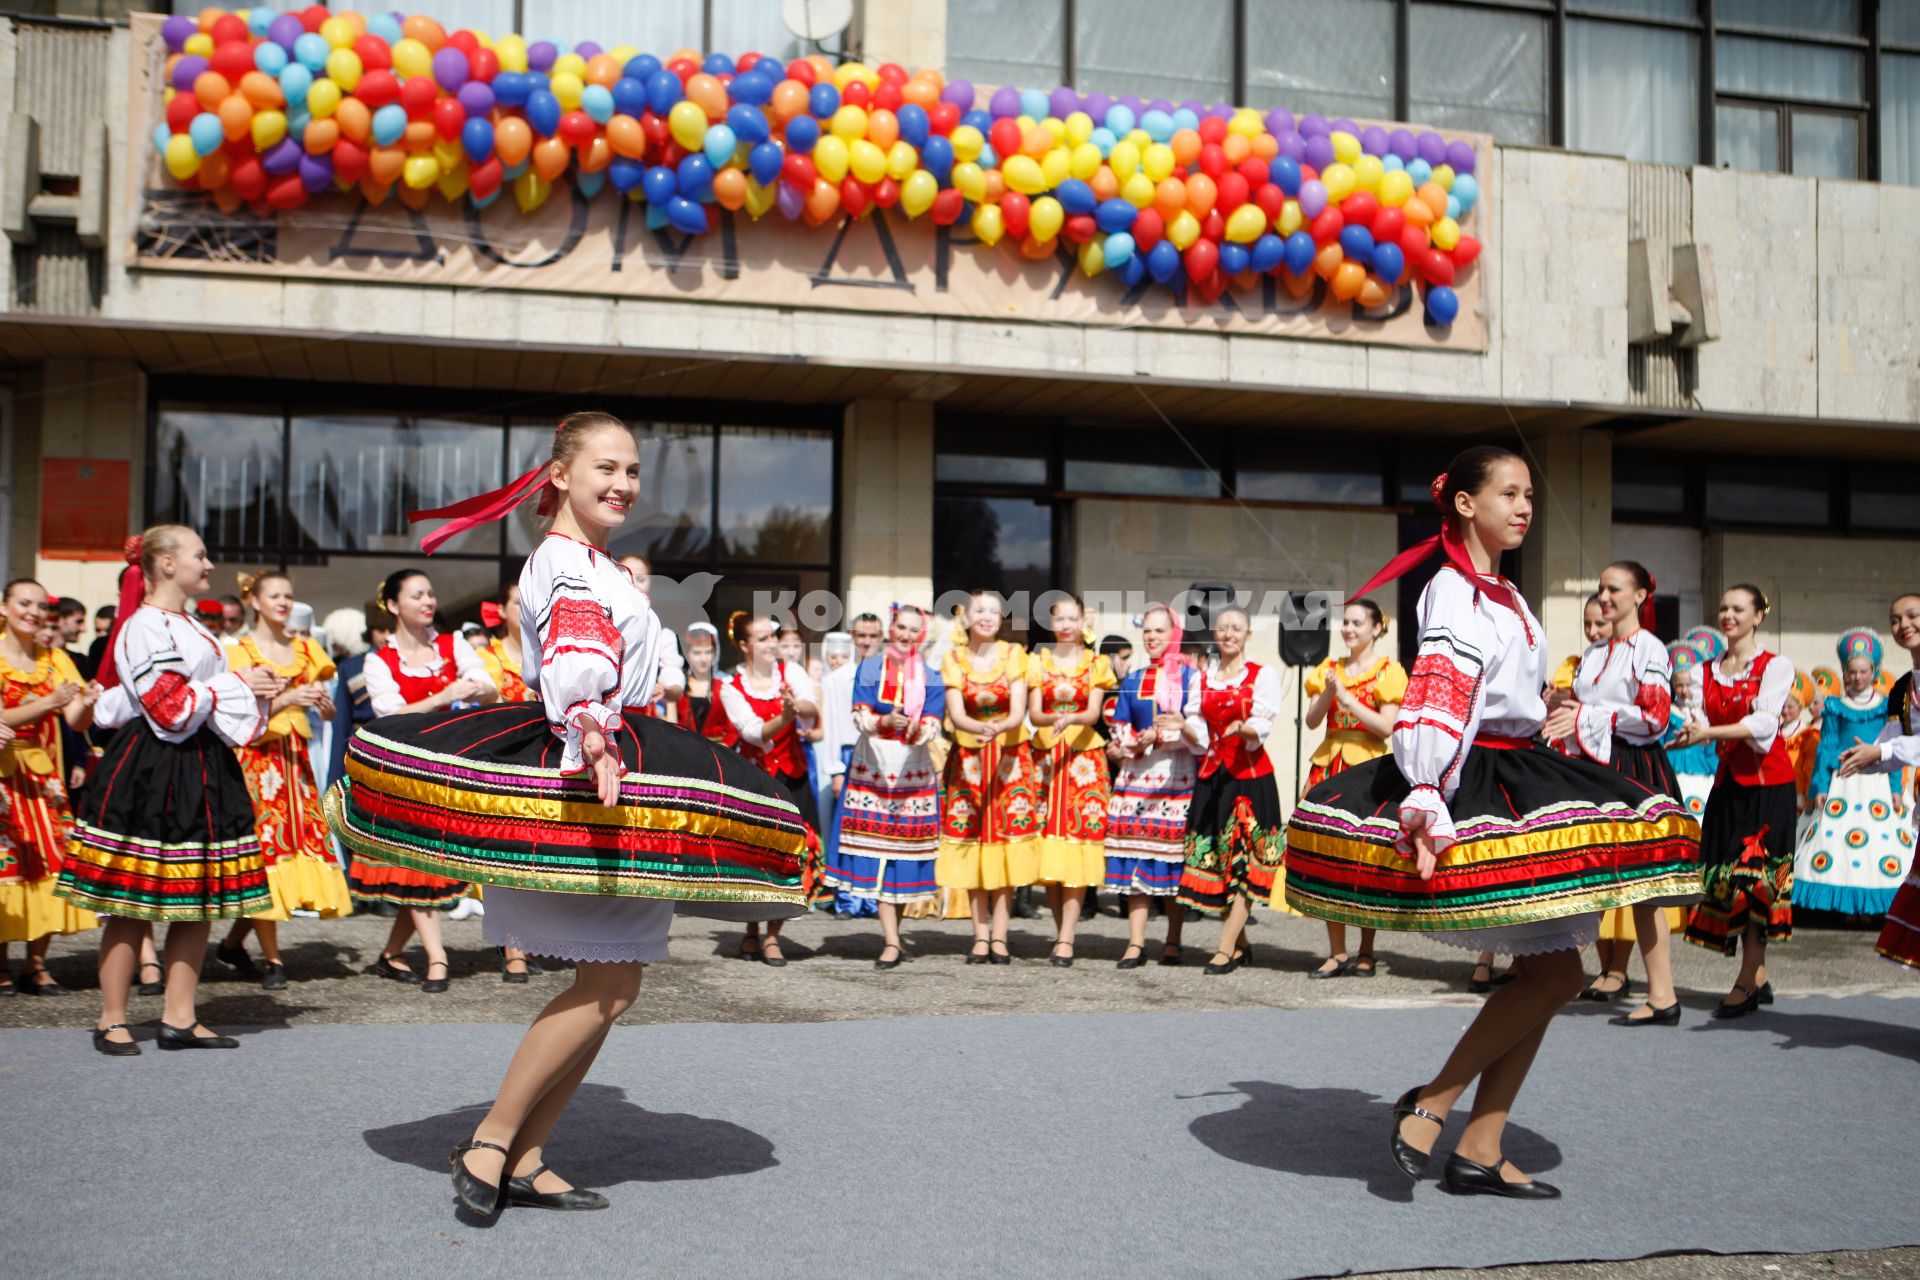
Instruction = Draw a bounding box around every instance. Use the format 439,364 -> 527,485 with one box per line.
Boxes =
39,458 -> 132,561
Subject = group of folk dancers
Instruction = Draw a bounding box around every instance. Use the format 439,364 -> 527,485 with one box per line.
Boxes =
7,423 -> 1917,1212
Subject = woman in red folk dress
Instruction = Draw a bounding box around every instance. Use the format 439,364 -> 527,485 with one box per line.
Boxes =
352,567 -> 500,993
716,613 -> 822,966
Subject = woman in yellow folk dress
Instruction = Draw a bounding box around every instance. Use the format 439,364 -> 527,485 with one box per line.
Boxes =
1278,599 -> 1406,979
936,590 -> 1041,965
214,572 -> 350,990
1027,594 -> 1117,968
0,578 -> 100,995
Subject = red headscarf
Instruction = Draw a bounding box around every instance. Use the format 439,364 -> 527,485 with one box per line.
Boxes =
1348,472 -> 1523,620
94,536 -> 147,690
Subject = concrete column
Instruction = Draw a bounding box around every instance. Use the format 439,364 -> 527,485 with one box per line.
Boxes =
859,0 -> 946,69
840,398 -> 933,625
21,357 -> 146,603
1519,431 -> 1612,663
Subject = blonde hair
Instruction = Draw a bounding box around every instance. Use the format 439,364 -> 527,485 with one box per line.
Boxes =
537,411 -> 631,518
138,524 -> 196,578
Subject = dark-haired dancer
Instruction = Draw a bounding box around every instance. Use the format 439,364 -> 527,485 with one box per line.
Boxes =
1859,593 -> 1920,969
1674,585 -> 1796,1018
1286,447 -> 1698,1198
328,412 -> 807,1216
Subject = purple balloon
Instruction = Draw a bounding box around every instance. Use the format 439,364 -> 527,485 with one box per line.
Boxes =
942,79 -> 975,109
1178,99 -> 1205,117
297,151 -> 333,193
1049,85 -> 1081,118
527,41 -> 557,72
1360,126 -> 1389,156
1083,91 -> 1113,120
169,54 -> 209,92
1303,133 -> 1335,170
268,14 -> 304,52
161,14 -> 195,53
1278,130 -> 1306,162
1417,131 -> 1447,166
1146,98 -> 1173,115
1446,139 -> 1476,175
573,41 -> 603,59
433,46 -> 469,91
1298,179 -> 1327,219
1208,103 -> 1235,120
1388,128 -> 1417,160
1331,118 -> 1358,137
457,81 -> 495,117
776,181 -> 805,220
1264,108 -> 1295,137
989,86 -> 1021,118
261,137 -> 303,175
1118,95 -> 1144,115
1300,113 -> 1329,138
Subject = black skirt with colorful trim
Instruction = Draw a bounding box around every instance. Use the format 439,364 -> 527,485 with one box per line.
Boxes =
325,704 -> 810,922
1177,770 -> 1285,911
1283,738 -> 1700,941
1684,777 -> 1796,954
56,720 -> 271,922
1613,740 -> 1683,797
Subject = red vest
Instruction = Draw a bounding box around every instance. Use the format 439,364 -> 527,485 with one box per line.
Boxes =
1197,662 -> 1274,780
728,663 -> 807,779
377,634 -> 459,704
1704,649 -> 1795,787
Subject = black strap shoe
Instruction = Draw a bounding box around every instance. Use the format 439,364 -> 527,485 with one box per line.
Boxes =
421,960 -> 451,994
1116,944 -> 1147,971
215,943 -> 260,979
260,962 -> 288,991
1157,945 -> 1183,967
1441,1152 -> 1561,1199
1610,1002 -> 1681,1027
156,1021 -> 238,1049
1350,953 -> 1377,978
874,945 -> 903,971
1468,963 -> 1494,994
501,955 -> 530,984
965,939 -> 990,966
1711,983 -> 1762,1019
987,938 -> 1011,966
1309,955 -> 1353,980
1390,1087 -> 1444,1179
136,961 -> 166,996
450,1139 -> 508,1217
1049,943 -> 1074,968
1202,951 -> 1243,975
23,970 -> 67,996
367,954 -> 421,984
506,1164 -> 609,1211
92,1022 -> 141,1056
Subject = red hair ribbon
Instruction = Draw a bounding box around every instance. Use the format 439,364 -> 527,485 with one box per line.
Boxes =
480,601 -> 504,629
1347,472 -> 1522,621
94,536 -> 147,690
409,460 -> 549,556
1639,572 -> 1659,636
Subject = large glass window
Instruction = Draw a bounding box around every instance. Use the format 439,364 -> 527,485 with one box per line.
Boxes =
946,0 -> 1067,94
1063,428 -> 1222,498
1244,0 -> 1396,123
152,408 -> 283,554
935,423 -> 1049,486
289,414 -> 503,557
1881,54 -> 1920,186
519,0 -> 702,52
321,0 -> 514,29
1717,0 -> 1860,39
934,495 -> 1054,607
1567,20 -> 1699,164
1408,3 -> 1551,144
1704,464 -> 1831,526
1075,0 -> 1235,105
1236,436 -> 1386,505
1850,467 -> 1920,533
1715,32 -> 1866,177
718,426 -> 834,563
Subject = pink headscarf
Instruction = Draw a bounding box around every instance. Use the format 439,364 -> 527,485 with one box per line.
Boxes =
1140,602 -> 1186,715
885,602 -> 928,719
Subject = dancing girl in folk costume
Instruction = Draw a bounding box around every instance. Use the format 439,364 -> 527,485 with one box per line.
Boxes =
823,605 -> 945,970
0,579 -> 100,995
715,613 -> 822,966
326,412 -> 807,1217
1794,627 -> 1912,917
351,567 -> 500,994
1673,586 -> 1798,1017
1544,561 -> 1696,1026
1285,447 -> 1699,1197
1178,605 -> 1284,976
1284,598 -> 1407,979
1844,593 -> 1920,969
212,572 -> 350,991
1027,594 -> 1117,968
937,590 -> 1041,965
59,529 -> 288,1054
1104,604 -> 1198,969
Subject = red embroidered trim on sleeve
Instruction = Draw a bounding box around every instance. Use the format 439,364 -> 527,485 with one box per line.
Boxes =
543,597 -> 623,666
142,670 -> 195,730
1400,654 -> 1476,722
1634,682 -> 1672,730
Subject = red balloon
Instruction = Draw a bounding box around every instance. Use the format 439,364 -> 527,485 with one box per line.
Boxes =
354,35 -> 392,71
468,48 -> 498,82
929,102 -> 959,135
1197,116 -> 1228,145
1184,238 -> 1219,281
872,176 -> 900,208
842,81 -> 870,109
399,76 -> 438,119
640,111 -> 669,147
786,60 -> 817,87
1422,248 -> 1457,286
667,57 -> 698,83
1309,206 -> 1345,246
1131,207 -> 1165,251
210,43 -> 253,82
1452,235 -> 1483,268
1236,157 -> 1269,187
267,173 -> 308,209
1370,207 -> 1405,245
299,5 -> 328,33
1340,192 -> 1380,226
873,80 -> 902,112
166,92 -> 199,132
210,14 -> 248,43
841,177 -> 871,218
658,140 -> 685,168
930,186 -> 966,225
1200,209 -> 1225,242
876,63 -> 908,84
355,69 -> 400,107
557,109 -> 595,147
469,156 -> 503,199
1193,270 -> 1229,304
448,29 -> 480,56
1253,182 -> 1285,223
782,152 -> 816,189
332,139 -> 369,183
229,155 -> 266,201
1299,162 -> 1318,184
1000,191 -> 1030,239
434,97 -> 468,142
1216,172 -> 1249,211
1062,213 -> 1096,245
988,118 -> 1021,161
1198,143 -> 1226,179
737,52 -> 763,72
1398,223 -> 1428,265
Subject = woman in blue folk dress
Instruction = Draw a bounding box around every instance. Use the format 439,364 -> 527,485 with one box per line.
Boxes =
1794,628 -> 1910,917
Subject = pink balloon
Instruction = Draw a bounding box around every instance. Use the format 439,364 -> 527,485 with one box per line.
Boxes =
1299,179 -> 1327,220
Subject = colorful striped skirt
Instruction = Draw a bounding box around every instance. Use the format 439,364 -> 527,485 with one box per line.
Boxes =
1284,738 -> 1700,953
57,721 -> 270,922
1685,778 -> 1796,953
326,704 -> 809,922
825,732 -> 941,904
1178,770 -> 1285,911
1104,743 -> 1195,897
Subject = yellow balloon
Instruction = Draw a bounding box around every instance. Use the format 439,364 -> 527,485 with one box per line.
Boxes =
437,164 -> 469,202
1167,209 -> 1200,250
1120,171 -> 1156,208
1039,147 -> 1071,188
512,170 -> 550,212
812,134 -> 849,182
1078,236 -> 1105,277
1141,142 -> 1175,183
1378,170 -> 1414,208
325,48 -> 362,92
495,34 -> 529,73
403,154 -> 439,189
1277,198 -> 1303,235
971,201 -> 1004,246
1107,139 -> 1140,181
832,61 -> 872,91
952,161 -> 986,203
830,104 -> 869,141
551,53 -> 586,80
1228,108 -> 1263,137
306,78 -> 341,119
320,16 -> 355,49
900,168 -> 937,217
1432,163 -> 1456,191
1069,142 -> 1101,180
1431,216 -> 1461,251
1330,130 -> 1361,165
744,177 -> 777,219
1352,155 -> 1384,194
391,38 -> 430,80
1124,128 -> 1150,151
1029,195 -> 1064,241
849,138 -> 886,184
432,138 -> 462,172
551,71 -> 584,112
1320,162 -> 1356,203
1040,117 -> 1065,143
183,32 -> 213,58
668,100 -> 708,151
1063,111 -> 1093,145
250,109 -> 287,149
950,125 -> 984,163
163,133 -> 200,180
885,140 -> 919,181
1225,204 -> 1266,243
608,45 -> 638,65
1002,154 -> 1046,195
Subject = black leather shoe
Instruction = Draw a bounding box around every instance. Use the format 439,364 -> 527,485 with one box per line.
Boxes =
156,1021 -> 238,1049
260,962 -> 288,991
1116,944 -> 1147,971
1711,984 -> 1762,1020
987,938 -> 1012,966
760,940 -> 788,968
23,971 -> 67,996
1309,956 -> 1353,980
965,941 -> 989,966
1758,981 -> 1775,1005
874,945 -> 903,972
215,943 -> 259,979
1203,951 -> 1243,976
1580,971 -> 1629,1002
1468,963 -> 1494,994
421,960 -> 451,994
501,956 -> 530,984
1390,1088 -> 1444,1179
1441,1153 -> 1561,1199
1610,1002 -> 1681,1027
1049,944 -> 1074,969
506,1165 -> 609,1211
368,954 -> 421,984
136,962 -> 165,996
450,1139 -> 507,1217
1350,954 -> 1377,978
0,973 -> 14,997
92,1023 -> 141,1056
1157,946 -> 1183,967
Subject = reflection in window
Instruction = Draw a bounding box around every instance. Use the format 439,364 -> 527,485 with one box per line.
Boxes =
935,495 -> 1053,607
1237,436 -> 1385,506
1408,3 -> 1550,144
1716,36 -> 1863,103
153,409 -> 283,551
947,0 -> 1066,91
1887,55 -> 1920,187
1705,468 -> 1830,526
289,555 -> 505,632
718,426 -> 833,563
1568,20 -> 1699,164
1075,0 -> 1234,105
936,422 -> 1048,486
1245,0 -> 1395,123
520,0 -> 702,52
1716,102 -> 1781,171
1571,0 -> 1694,16
289,414 -> 503,556
1064,429 -> 1221,498
1850,468 -> 1920,532
1717,0 -> 1860,38
1790,110 -> 1861,180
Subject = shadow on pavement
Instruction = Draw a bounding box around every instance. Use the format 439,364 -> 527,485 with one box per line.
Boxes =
1688,1009 -> 1920,1065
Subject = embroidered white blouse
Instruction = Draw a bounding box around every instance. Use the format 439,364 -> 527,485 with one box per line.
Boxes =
1564,630 -> 1674,763
1180,660 -> 1282,753
94,606 -> 267,747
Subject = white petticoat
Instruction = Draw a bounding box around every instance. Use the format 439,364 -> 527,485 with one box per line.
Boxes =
1427,911 -> 1603,957
481,886 -> 674,963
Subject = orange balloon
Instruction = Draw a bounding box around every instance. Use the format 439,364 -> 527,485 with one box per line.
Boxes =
606,114 -> 645,159
1280,267 -> 1316,300
1089,165 -> 1119,201
1402,193 -> 1434,227
494,117 -> 532,166
1169,129 -> 1201,167
685,73 -> 727,121
1153,177 -> 1186,220
531,136 -> 570,181
400,15 -> 446,51
805,175 -> 841,222
217,93 -> 254,141
1331,260 -> 1367,301
367,146 -> 405,185
1184,173 -> 1217,217
982,169 -> 1006,203
866,108 -> 899,150
358,175 -> 392,205
584,55 -> 621,88
1021,126 -> 1050,158
302,117 -> 339,155
193,71 -> 230,111
1417,181 -> 1449,220
578,135 -> 612,173
1356,276 -> 1394,308
1222,133 -> 1250,165
1313,241 -> 1344,279
334,97 -> 371,143
403,119 -> 436,152
1019,233 -> 1057,260
396,181 -> 431,211
198,149 -> 230,189
210,182 -> 242,212
239,71 -> 284,110
713,167 -> 747,210
770,79 -> 809,122
899,77 -> 938,109
1250,132 -> 1279,159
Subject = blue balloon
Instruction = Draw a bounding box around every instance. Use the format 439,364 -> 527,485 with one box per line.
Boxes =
1170,107 -> 1199,134
609,156 -> 647,192
525,72 -> 550,95
676,153 -> 714,199
278,63 -> 313,106
286,106 -> 311,140
493,72 -> 530,108
577,171 -> 606,199
784,114 -> 820,153
977,144 -> 999,171
1371,242 -> 1405,285
1104,104 -> 1136,137
1089,126 -> 1117,155
1019,88 -> 1050,120
1283,230 -> 1316,275
188,113 -> 223,157
371,103 -> 407,147
526,90 -> 562,138
1407,158 -> 1433,186
246,8 -> 273,36
1338,225 -> 1375,268
666,195 -> 708,234
461,117 -> 494,163
611,76 -> 648,117
702,124 -> 737,169
1121,252 -> 1148,287
896,103 -> 929,148
151,122 -> 171,155
1269,155 -> 1301,197
748,141 -> 784,184
920,134 -> 953,181
1095,198 -> 1137,234
472,188 -> 501,209
808,82 -> 839,118
961,109 -> 993,134
1382,153 -> 1405,173
727,104 -> 770,144
1140,110 -> 1174,143
293,33 -> 329,74
1146,239 -> 1182,282
703,53 -> 735,76
253,42 -> 288,75
1426,284 -> 1460,325
1250,233 -> 1286,273
1056,179 -> 1096,216
646,202 -> 670,231
1219,241 -> 1250,275
581,84 -> 615,124
752,58 -> 784,81
624,55 -> 662,82
645,71 -> 681,117
642,166 -> 677,205
367,13 -> 402,43
1103,231 -> 1135,266
502,159 -> 528,181
730,72 -> 773,106
1452,173 -> 1479,214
